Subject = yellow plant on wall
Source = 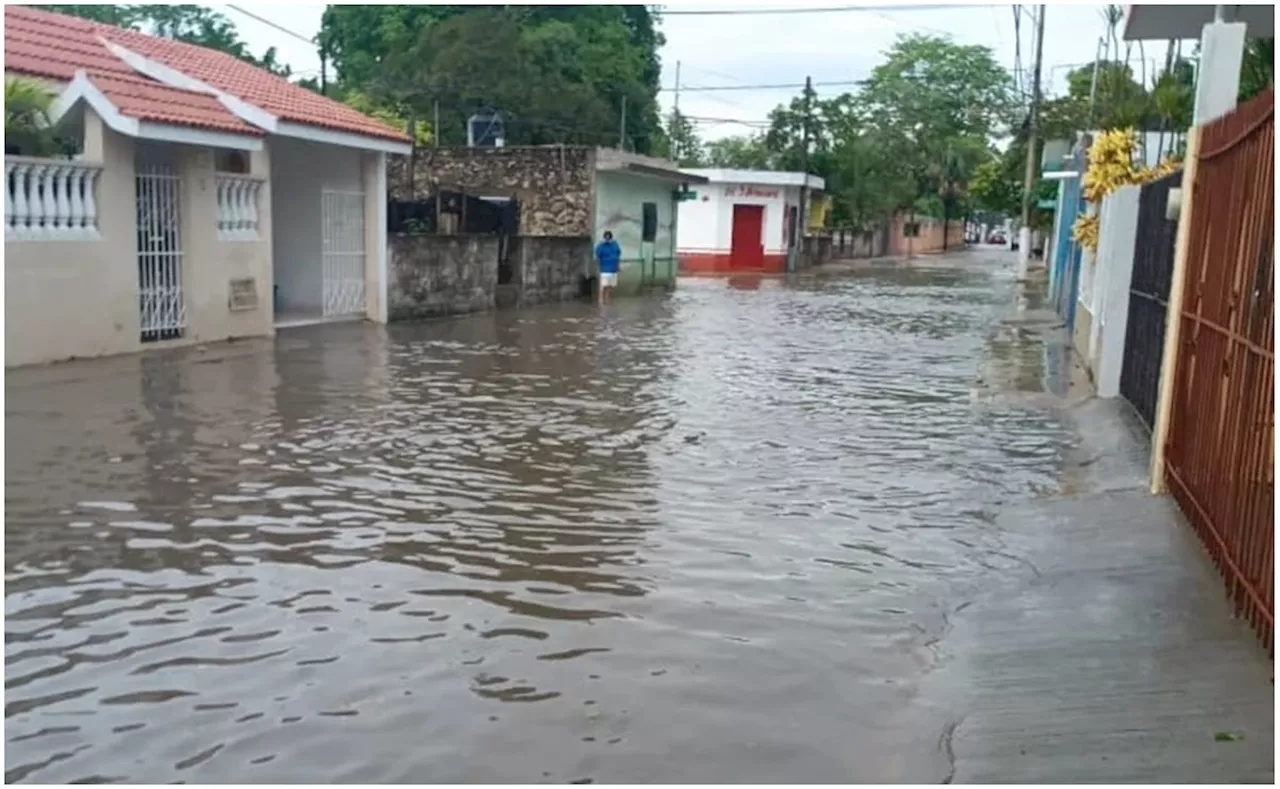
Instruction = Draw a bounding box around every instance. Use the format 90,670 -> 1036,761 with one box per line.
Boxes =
1072,127 -> 1181,252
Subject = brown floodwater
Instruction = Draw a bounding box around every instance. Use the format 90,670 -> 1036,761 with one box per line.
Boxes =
6,255 -> 1075,783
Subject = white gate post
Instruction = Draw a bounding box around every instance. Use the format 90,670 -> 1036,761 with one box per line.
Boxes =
1095,185 -> 1141,398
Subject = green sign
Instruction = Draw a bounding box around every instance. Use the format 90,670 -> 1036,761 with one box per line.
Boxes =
676,190 -> 699,202
1036,198 -> 1056,210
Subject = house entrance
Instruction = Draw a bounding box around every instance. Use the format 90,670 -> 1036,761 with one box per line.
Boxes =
135,161 -> 185,342
320,189 -> 366,317
730,204 -> 765,270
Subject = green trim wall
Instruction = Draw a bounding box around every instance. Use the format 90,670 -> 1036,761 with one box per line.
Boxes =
592,171 -> 679,295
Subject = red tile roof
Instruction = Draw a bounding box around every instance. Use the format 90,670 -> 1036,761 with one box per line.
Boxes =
4,5 -> 408,144
87,73 -> 263,136
4,5 -> 136,80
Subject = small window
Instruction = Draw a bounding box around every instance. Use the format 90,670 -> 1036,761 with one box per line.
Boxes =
641,202 -> 658,242
215,149 -> 250,174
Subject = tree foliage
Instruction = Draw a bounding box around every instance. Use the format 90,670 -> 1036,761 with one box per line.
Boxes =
44,5 -> 291,76
4,77 -> 60,157
318,5 -> 665,152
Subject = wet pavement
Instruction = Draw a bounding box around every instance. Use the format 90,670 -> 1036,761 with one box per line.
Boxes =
5,250 -> 1272,782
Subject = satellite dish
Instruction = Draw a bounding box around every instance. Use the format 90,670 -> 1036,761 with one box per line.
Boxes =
467,111 -> 505,148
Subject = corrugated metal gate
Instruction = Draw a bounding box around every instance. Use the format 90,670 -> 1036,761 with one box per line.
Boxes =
136,163 -> 185,342
1119,170 -> 1180,430
1165,88 -> 1274,650
321,189 -> 366,318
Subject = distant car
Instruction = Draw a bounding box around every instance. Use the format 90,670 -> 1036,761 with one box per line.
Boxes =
987,231 -> 1007,245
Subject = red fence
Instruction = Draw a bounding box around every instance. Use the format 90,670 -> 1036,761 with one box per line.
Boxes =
1165,88 -> 1274,651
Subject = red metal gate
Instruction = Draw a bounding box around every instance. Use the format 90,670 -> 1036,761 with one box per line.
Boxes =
1165,88 -> 1274,650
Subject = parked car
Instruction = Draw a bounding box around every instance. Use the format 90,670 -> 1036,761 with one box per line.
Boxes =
987,230 -> 1007,245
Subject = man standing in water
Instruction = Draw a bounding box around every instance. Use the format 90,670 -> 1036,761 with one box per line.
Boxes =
595,230 -> 621,304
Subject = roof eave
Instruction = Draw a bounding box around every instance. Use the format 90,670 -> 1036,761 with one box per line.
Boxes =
52,71 -> 264,151
273,120 -> 412,155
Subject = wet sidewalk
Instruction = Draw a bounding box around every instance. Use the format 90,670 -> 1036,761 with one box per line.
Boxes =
924,285 -> 1275,783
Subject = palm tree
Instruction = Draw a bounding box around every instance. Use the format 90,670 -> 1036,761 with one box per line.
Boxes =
5,77 -> 59,157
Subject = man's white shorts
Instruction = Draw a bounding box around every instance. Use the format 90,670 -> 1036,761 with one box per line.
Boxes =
600,272 -> 618,288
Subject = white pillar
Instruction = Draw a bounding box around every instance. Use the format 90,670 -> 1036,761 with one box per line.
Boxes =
1095,185 -> 1141,398
1194,21 -> 1248,125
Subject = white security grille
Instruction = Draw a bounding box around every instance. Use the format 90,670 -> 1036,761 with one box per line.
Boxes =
136,164 -> 185,342
321,189 -> 366,317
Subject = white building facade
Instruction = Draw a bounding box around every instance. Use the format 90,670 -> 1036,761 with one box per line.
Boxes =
676,169 -> 824,274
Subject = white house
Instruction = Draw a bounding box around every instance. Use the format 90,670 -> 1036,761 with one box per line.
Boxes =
4,6 -> 411,367
675,168 -> 824,274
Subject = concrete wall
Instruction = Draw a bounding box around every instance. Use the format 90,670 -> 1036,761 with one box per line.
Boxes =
388,234 -> 498,321
398,146 -> 594,237
519,236 -> 591,306
593,170 -> 679,293
6,112 -> 138,366
889,214 -> 966,256
269,137 -> 363,315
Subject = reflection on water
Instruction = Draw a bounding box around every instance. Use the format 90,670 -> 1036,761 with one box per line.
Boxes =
6,255 -> 1075,783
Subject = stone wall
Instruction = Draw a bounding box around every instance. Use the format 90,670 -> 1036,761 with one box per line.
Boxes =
388,234 -> 499,321
516,236 -> 591,306
388,234 -> 593,321
389,146 -> 595,237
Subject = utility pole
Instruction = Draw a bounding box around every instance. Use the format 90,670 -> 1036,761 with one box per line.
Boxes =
619,95 -> 628,151
673,61 -> 682,160
795,75 -> 813,273
1017,4 -> 1046,280
674,60 -> 681,114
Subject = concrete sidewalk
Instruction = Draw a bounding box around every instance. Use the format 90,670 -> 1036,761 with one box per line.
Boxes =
922,279 -> 1274,783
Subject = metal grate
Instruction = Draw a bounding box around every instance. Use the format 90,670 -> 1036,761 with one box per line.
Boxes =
321,189 -> 366,317
135,164 -> 185,342
1165,87 -> 1274,652
1119,169 -> 1181,429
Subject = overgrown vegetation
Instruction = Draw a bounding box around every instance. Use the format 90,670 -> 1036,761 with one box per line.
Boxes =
4,77 -> 62,157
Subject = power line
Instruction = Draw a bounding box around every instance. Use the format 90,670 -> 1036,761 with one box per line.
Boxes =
225,4 -> 316,45
660,80 -> 862,93
662,3 -> 990,16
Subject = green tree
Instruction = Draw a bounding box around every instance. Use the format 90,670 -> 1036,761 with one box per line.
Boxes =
43,5 -> 291,76
704,134 -> 774,169
1239,38 -> 1274,102
657,109 -> 704,166
318,5 -> 665,153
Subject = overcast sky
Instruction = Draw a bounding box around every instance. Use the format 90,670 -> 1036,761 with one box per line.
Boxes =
216,2 -> 1169,142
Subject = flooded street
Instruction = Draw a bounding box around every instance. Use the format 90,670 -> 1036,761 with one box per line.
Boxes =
7,252 -> 1080,783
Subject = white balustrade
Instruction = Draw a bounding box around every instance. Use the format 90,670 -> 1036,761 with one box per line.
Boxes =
216,175 -> 263,241
5,156 -> 103,241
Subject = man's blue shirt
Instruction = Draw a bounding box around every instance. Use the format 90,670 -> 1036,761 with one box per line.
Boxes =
596,239 -> 621,274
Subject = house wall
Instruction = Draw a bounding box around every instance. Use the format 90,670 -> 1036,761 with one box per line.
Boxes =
396,146 -> 595,237
178,145 -> 274,343
270,137 -> 363,315
592,170 -> 679,293
5,112 -> 139,366
676,181 -> 797,274
6,109 -> 276,367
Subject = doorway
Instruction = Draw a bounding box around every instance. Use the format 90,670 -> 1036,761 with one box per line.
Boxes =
730,204 -> 765,271
135,158 -> 185,342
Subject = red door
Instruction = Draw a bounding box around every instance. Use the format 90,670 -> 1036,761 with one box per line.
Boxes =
730,204 -> 765,270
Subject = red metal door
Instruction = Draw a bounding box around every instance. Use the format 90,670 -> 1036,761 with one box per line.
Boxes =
730,204 -> 765,270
